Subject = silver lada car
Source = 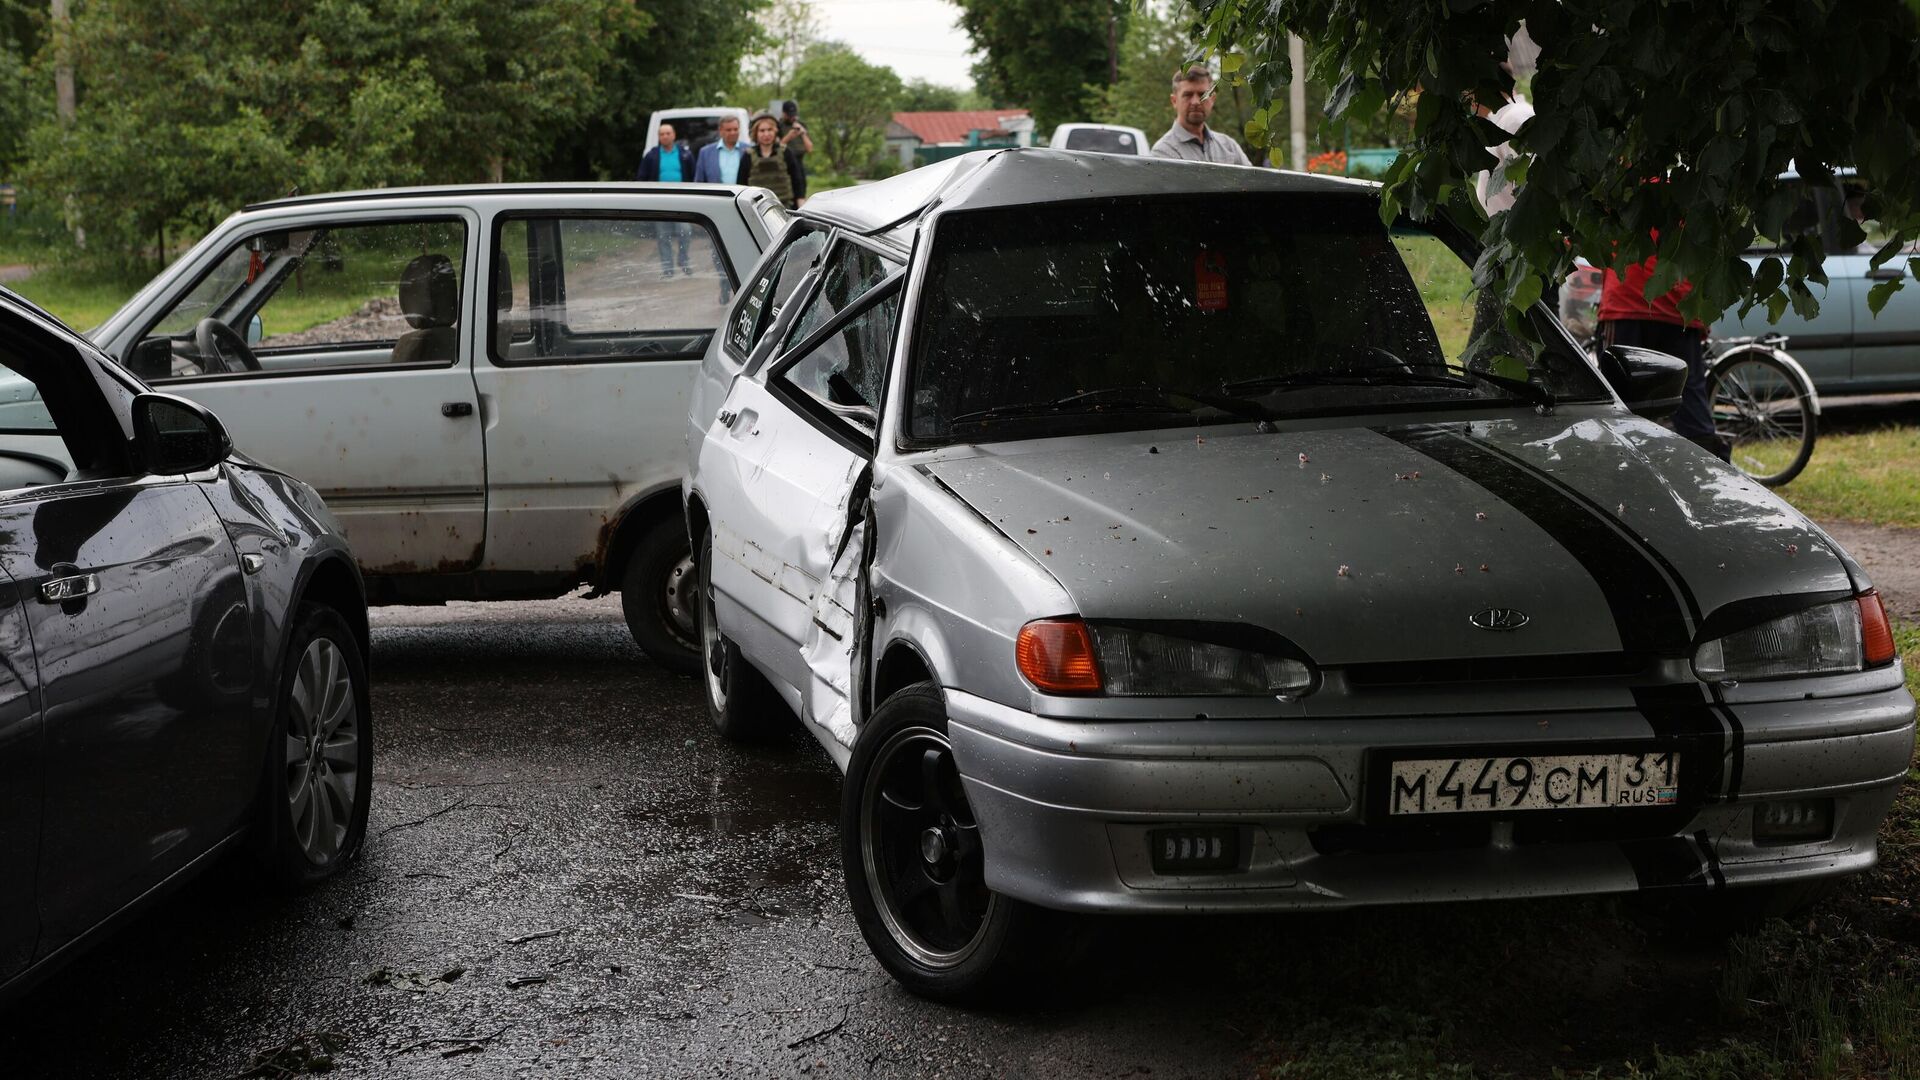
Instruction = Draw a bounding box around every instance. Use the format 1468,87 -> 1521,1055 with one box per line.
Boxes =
682,149 -> 1914,1001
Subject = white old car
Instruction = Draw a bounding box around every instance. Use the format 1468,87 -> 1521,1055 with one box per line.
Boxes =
90,183 -> 788,672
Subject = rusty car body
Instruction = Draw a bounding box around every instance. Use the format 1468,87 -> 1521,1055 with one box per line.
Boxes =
90,183 -> 787,672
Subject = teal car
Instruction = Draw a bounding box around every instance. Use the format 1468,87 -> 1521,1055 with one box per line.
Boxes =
1562,172 -> 1918,397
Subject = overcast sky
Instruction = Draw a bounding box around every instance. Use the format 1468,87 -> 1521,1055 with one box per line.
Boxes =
814,0 -> 979,90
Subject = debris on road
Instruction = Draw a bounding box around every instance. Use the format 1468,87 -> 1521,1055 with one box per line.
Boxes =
241,1031 -> 347,1078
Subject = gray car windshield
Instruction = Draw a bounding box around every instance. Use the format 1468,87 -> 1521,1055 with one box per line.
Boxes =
906,194 -> 1608,444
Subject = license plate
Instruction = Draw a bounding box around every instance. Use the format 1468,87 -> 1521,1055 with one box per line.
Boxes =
1386,752 -> 1679,815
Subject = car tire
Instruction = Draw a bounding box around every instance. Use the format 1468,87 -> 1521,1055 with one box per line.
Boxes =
697,529 -> 785,741
841,681 -> 1078,1003
252,603 -> 372,891
621,518 -> 700,676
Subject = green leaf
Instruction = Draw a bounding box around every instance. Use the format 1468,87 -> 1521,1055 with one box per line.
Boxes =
1869,237 -> 1905,269
1867,277 -> 1906,317
1507,271 -> 1543,311
1766,291 -> 1789,324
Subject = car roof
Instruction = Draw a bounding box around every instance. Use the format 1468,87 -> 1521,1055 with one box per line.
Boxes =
244,181 -> 743,213
797,147 -> 1375,237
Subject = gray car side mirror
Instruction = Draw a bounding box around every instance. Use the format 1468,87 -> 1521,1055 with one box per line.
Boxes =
1598,344 -> 1689,421
132,392 -> 234,474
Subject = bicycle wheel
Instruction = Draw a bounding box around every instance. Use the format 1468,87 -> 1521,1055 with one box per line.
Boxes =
1708,350 -> 1816,487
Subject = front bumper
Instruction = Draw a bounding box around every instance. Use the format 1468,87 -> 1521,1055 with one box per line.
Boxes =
943,685 -> 1916,914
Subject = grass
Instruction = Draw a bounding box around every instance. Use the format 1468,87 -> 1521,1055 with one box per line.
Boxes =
1396,232 -> 1479,360
1770,426 -> 1920,528
6,264 -> 147,334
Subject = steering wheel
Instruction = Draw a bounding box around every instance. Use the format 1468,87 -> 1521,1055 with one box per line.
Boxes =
193,317 -> 261,374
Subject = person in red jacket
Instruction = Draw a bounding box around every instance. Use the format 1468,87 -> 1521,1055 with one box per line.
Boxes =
1598,245 -> 1730,460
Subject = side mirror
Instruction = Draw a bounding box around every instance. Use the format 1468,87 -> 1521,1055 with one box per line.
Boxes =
132,392 -> 233,474
1598,344 -> 1689,421
125,337 -> 175,381
245,313 -> 264,345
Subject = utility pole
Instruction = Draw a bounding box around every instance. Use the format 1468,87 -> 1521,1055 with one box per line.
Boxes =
1288,33 -> 1307,172
1106,3 -> 1118,86
50,0 -> 82,247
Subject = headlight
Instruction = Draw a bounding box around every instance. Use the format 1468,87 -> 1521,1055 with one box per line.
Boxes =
1015,618 -> 1317,697
1692,593 -> 1896,682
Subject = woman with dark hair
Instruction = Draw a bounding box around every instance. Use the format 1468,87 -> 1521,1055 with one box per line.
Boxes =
741,112 -> 807,210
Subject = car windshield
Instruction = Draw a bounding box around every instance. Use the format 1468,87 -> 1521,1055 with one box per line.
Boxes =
906,193 -> 1609,444
1062,128 -> 1138,154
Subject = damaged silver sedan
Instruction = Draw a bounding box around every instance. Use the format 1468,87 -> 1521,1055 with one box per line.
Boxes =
683,149 -> 1915,1001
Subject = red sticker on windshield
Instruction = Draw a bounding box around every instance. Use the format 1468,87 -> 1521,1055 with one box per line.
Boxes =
1194,252 -> 1227,311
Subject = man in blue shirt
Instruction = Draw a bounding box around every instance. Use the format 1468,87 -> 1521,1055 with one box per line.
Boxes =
637,122 -> 697,275
693,117 -> 746,184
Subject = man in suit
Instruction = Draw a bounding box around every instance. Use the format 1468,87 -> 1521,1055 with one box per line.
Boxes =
636,122 -> 696,276
693,116 -> 746,185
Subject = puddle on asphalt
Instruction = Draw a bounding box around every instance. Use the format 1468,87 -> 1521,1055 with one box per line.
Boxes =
584,737 -> 846,936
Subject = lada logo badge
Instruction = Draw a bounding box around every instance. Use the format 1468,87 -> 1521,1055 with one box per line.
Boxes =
1469,607 -> 1531,631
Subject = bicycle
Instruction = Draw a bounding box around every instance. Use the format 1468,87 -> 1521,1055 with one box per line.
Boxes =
1561,270 -> 1821,488
1706,333 -> 1821,487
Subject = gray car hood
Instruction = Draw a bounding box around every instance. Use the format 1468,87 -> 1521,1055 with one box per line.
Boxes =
922,413 -> 1852,665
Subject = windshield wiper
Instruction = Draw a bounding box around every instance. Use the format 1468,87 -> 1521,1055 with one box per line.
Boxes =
1220,367 -> 1556,412
950,386 -> 1273,428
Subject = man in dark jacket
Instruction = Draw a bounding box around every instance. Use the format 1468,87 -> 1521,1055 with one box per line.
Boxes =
635,123 -> 696,276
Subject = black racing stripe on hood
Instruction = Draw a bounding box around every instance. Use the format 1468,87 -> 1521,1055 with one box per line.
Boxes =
1374,425 -> 1692,656
1378,424 -> 1740,803
1464,434 -> 1705,628
1426,426 -> 1748,800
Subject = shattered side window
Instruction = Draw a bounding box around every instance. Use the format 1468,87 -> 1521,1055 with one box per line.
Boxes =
781,240 -> 896,351
726,223 -> 826,360
778,289 -> 900,428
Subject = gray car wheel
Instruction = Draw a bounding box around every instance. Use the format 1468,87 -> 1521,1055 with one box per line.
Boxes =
841,681 -> 1077,1002
622,518 -> 700,675
255,604 -> 372,890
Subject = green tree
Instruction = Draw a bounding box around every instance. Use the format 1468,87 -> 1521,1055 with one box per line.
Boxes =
957,0 -> 1128,128
1189,0 -> 1920,324
739,0 -> 820,99
0,0 -> 44,176
24,0 -> 642,267
545,0 -> 768,181
789,44 -> 902,175
898,78 -> 986,114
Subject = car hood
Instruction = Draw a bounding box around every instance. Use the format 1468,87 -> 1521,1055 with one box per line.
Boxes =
921,414 -> 1853,665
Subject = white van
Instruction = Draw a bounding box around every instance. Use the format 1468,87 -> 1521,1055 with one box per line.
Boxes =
644,107 -> 753,156
1048,123 -> 1150,156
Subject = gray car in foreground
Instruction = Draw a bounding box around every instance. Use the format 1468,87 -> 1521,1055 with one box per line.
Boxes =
0,290 -> 371,1005
683,150 -> 1915,1001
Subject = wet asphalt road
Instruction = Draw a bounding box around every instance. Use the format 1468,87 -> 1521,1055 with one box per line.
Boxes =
0,597 -> 1270,1079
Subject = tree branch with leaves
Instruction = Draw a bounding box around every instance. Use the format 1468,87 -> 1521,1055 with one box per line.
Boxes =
1190,0 -> 1920,325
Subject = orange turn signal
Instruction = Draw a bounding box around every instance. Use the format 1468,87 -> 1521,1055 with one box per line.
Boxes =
1859,590 -> 1897,667
1016,618 -> 1102,694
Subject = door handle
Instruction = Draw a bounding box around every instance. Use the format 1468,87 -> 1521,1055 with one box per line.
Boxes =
1866,268 -> 1905,281
40,573 -> 99,604
442,401 -> 475,418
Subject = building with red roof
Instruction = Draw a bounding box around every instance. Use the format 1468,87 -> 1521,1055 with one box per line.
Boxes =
885,109 -> 1034,169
